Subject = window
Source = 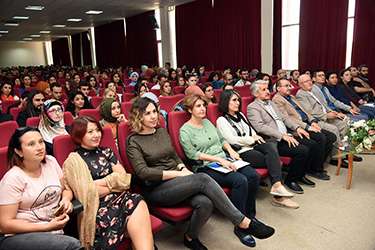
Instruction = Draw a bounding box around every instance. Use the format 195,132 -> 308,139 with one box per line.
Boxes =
155,9 -> 163,67
345,0 -> 356,67
281,0 -> 300,70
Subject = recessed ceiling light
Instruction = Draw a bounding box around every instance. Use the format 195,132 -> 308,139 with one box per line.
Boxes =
85,10 -> 103,15
30,34 -> 41,37
0,30 -> 9,34
25,5 -> 45,11
4,23 -> 19,27
40,30 -> 51,34
53,24 -> 66,28
13,16 -> 29,20
67,18 -> 82,22
23,37 -> 32,40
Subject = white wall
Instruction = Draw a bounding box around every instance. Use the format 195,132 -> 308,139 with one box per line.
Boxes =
0,41 -> 47,67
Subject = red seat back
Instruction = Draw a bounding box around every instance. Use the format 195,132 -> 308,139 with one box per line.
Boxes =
290,87 -> 300,96
123,93 -> 135,102
10,107 -> 21,121
26,116 -> 40,128
90,96 -> 103,108
78,109 -> 101,121
234,85 -> 251,97
159,94 -> 185,113
124,85 -> 135,93
167,111 -> 190,160
214,89 -> 222,103
63,112 -> 74,126
150,89 -> 160,97
121,102 -> 133,119
173,86 -> 186,94
0,121 -> 18,148
1,100 -> 17,113
206,103 -> 220,125
0,146 -> 8,180
241,96 -> 254,116
117,122 -> 134,173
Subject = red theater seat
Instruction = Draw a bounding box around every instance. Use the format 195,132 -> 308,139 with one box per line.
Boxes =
26,116 -> 40,128
0,121 -> 18,148
0,146 -> 8,180
167,111 -> 190,160
214,89 -> 222,103
234,85 -> 251,97
78,109 -> 101,121
10,107 -> 21,121
90,96 -> 103,108
173,86 -> 186,94
206,103 -> 220,125
159,94 -> 185,113
121,102 -> 133,119
241,96 -> 254,116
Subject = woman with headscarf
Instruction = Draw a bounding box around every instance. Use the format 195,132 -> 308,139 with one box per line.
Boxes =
129,72 -> 139,86
38,99 -> 69,155
99,98 -> 127,144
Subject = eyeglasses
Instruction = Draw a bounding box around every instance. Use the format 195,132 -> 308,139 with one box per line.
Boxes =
280,84 -> 292,88
47,107 -> 63,114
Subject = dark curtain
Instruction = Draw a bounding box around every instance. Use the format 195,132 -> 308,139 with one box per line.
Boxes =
71,33 -> 81,66
272,0 -> 282,74
95,20 -> 127,68
176,0 -> 261,70
82,31 -> 92,66
52,38 -> 70,66
351,0 -> 375,84
126,11 -> 158,67
299,0 -> 348,72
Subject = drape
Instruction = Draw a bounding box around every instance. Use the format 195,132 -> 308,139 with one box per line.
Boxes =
351,0 -> 375,84
52,38 -> 70,66
299,0 -> 348,72
71,33 -> 81,66
126,10 -> 158,68
95,20 -> 127,68
176,0 -> 261,70
272,0 -> 282,74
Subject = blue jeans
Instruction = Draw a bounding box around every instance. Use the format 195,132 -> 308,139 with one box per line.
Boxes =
0,232 -> 82,250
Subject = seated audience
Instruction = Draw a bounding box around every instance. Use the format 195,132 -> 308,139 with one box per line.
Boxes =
208,72 -> 223,89
272,79 -> 337,177
50,82 -> 65,102
103,88 -> 117,100
129,72 -> 139,86
235,69 -> 251,86
63,117 -> 154,249
38,100 -> 69,155
180,95 -> 261,219
17,90 -> 45,127
216,90 -> 298,208
177,76 -> 187,86
349,66 -> 374,102
247,80 -> 315,194
186,74 -> 198,86
289,70 -> 300,87
112,73 -> 123,89
127,97 -> 275,249
0,127 -> 82,250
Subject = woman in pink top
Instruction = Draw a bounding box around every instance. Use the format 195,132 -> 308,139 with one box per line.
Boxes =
0,127 -> 82,250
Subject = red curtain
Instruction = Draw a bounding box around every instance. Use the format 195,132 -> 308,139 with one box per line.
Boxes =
126,11 -> 158,68
299,0 -> 348,72
95,20 -> 127,68
351,0 -> 375,84
71,32 -> 92,66
71,33 -> 81,66
82,31 -> 92,66
272,0 -> 282,74
176,0 -> 261,70
52,38 -> 70,66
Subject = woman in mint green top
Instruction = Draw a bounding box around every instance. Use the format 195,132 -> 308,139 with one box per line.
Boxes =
180,95 -> 260,219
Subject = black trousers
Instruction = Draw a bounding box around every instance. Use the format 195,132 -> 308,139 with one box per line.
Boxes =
268,140 -> 309,183
239,142 -> 283,185
297,130 -> 336,173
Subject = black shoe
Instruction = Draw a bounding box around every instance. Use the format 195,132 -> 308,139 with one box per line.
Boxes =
299,176 -> 316,187
184,236 -> 208,250
245,218 -> 275,239
348,154 -> 363,162
329,159 -> 349,168
234,227 -> 256,247
285,181 -> 304,194
307,171 -> 330,181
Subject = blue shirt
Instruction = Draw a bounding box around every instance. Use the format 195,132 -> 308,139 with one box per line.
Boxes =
317,85 -> 337,111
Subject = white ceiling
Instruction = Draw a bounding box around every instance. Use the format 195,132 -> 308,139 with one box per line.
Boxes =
0,0 -> 193,42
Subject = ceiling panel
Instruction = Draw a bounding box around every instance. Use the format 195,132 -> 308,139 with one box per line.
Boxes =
0,0 -> 194,41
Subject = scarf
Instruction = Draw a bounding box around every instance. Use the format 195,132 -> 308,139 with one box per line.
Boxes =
38,100 -> 68,143
99,98 -> 118,123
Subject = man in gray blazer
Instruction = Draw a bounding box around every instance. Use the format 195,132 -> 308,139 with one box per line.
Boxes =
312,70 -> 368,121
296,74 -> 349,146
247,80 -> 315,194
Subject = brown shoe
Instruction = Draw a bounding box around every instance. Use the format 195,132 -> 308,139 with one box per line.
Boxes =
271,197 -> 299,209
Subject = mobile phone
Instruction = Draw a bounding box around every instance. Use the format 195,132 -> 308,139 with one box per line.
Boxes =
53,204 -> 65,217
